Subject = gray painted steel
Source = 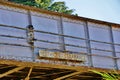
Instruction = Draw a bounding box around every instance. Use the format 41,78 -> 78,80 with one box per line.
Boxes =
0,5 -> 120,69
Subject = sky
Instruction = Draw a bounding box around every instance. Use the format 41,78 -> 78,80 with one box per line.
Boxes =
54,0 -> 120,24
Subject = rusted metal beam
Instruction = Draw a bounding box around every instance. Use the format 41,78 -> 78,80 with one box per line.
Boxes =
25,67 -> 33,80
0,66 -> 13,69
69,75 -> 101,78
54,71 -> 82,80
0,66 -> 25,78
33,70 -> 74,78
0,60 -> 120,73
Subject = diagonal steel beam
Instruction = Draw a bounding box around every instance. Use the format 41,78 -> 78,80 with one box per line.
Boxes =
54,71 -> 82,80
0,66 -> 13,69
32,70 -> 74,78
0,66 -> 25,78
25,67 -> 33,80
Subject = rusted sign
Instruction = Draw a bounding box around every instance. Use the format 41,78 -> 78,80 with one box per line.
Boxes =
38,50 -> 86,63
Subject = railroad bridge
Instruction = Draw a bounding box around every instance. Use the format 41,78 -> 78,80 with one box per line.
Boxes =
0,1 -> 120,80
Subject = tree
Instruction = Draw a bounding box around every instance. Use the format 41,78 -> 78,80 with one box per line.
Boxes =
49,2 -> 75,14
8,0 -> 76,15
91,70 -> 120,80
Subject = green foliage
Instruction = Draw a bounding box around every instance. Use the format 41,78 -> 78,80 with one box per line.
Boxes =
8,0 -> 76,15
91,70 -> 120,80
8,0 -> 36,6
35,0 -> 52,9
49,2 -> 75,14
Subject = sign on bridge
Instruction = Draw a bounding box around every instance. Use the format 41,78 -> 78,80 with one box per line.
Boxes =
38,50 -> 86,64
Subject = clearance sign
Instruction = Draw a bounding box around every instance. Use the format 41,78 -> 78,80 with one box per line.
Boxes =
38,50 -> 86,63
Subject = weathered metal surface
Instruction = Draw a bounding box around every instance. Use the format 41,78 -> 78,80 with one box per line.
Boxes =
38,50 -> 86,64
0,1 -> 120,71
0,59 -> 120,80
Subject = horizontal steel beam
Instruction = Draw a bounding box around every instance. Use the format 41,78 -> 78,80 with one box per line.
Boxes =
0,24 -> 26,30
0,59 -> 119,73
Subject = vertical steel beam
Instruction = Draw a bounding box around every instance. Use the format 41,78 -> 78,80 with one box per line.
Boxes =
27,10 -> 35,62
84,21 -> 93,67
109,25 -> 118,70
28,10 -> 32,25
57,16 -> 65,51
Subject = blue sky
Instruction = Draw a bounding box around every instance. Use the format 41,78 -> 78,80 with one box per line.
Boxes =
54,0 -> 120,24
